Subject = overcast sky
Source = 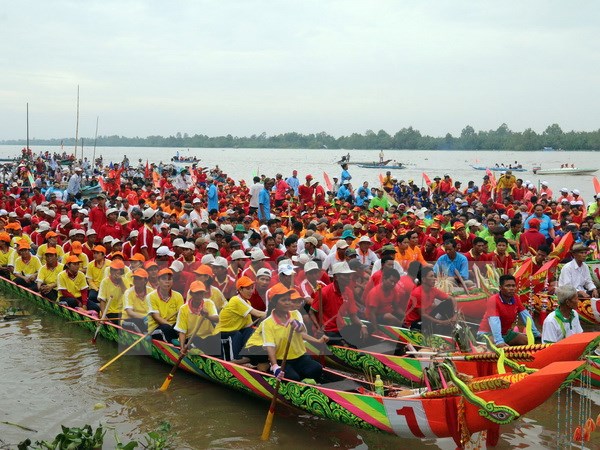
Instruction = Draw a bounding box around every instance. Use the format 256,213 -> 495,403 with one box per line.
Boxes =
1,1 -> 599,140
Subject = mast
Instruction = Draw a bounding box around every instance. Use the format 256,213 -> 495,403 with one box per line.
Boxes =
92,116 -> 99,170
74,85 -> 80,157
81,138 -> 84,163
26,102 -> 29,152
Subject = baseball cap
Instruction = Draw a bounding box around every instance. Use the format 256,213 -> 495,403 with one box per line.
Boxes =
156,246 -> 175,257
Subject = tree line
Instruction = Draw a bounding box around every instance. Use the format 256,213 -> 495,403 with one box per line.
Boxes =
3,123 -> 600,150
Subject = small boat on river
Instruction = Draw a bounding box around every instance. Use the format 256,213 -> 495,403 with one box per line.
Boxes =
0,276 -> 586,445
358,162 -> 404,169
532,166 -> 598,175
470,166 -> 527,172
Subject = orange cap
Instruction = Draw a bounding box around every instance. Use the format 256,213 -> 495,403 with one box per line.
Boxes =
0,232 -> 10,243
93,245 -> 107,254
132,268 -> 149,278
46,231 -> 58,239
110,259 -> 125,270
71,241 -> 83,254
110,251 -> 125,259
452,222 -> 465,231
144,260 -> 158,270
269,282 -> 294,299
235,276 -> 255,290
157,268 -> 173,277
194,264 -> 214,276
45,247 -> 58,255
17,240 -> 31,250
130,253 -> 146,262
65,255 -> 80,264
188,281 -> 207,293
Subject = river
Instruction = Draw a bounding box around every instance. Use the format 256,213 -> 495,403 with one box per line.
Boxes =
0,146 -> 598,201
1,293 -> 599,449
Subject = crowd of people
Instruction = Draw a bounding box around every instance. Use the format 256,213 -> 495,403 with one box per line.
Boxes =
0,152 -> 599,380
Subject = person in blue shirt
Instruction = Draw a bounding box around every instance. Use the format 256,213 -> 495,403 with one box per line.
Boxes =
433,239 -> 469,280
336,181 -> 353,202
207,177 -> 219,212
356,181 -> 372,200
340,163 -> 352,184
286,170 -> 300,196
258,178 -> 274,222
523,204 -> 555,241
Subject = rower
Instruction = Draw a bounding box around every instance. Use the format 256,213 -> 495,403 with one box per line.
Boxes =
35,247 -> 63,302
216,276 -> 266,361
97,260 -> 128,323
174,281 -> 220,356
147,268 -> 184,342
56,255 -> 89,308
365,267 -> 405,330
122,268 -> 152,332
85,245 -> 109,311
477,274 -> 541,347
0,231 -> 15,279
10,240 -> 42,290
244,283 -> 327,381
193,264 -> 227,311
541,285 -> 583,343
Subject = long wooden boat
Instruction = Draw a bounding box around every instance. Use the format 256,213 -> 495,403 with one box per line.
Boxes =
358,162 -> 404,169
532,166 -> 598,175
470,165 -> 527,172
0,276 -> 586,444
336,159 -> 392,166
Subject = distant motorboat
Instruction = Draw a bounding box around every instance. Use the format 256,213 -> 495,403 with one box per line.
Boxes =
532,166 -> 598,175
542,147 -> 554,151
470,165 -> 527,172
358,162 -> 404,169
338,159 -> 392,166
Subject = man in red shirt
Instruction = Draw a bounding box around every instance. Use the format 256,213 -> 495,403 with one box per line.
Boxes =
365,268 -> 406,329
89,194 -> 107,231
477,274 -> 540,346
99,208 -> 125,241
519,218 -> 546,254
453,222 -> 475,253
309,261 -> 368,346
134,208 -> 158,260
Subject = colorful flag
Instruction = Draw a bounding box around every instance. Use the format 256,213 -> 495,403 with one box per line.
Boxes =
323,172 -> 333,192
422,172 -> 432,187
548,232 -> 574,261
593,176 -> 600,195
513,259 -> 532,291
485,169 -> 497,189
144,160 -> 150,179
530,258 -> 559,293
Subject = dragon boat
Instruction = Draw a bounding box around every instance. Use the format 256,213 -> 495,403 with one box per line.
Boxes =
0,277 -> 587,446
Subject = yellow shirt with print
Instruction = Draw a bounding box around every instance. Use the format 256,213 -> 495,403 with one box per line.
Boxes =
13,255 -> 42,277
36,244 -> 65,265
98,277 -> 127,315
56,270 -> 88,300
174,300 -> 218,339
86,260 -> 109,291
0,248 -> 15,268
146,289 -> 185,332
215,295 -> 253,333
123,286 -> 153,319
36,263 -> 64,286
257,310 -> 306,360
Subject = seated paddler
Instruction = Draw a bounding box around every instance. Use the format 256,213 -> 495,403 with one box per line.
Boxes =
147,268 -> 184,343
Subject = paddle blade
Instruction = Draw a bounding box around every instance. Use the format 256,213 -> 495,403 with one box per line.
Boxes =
260,410 -> 275,441
159,374 -> 174,392
525,316 -> 534,345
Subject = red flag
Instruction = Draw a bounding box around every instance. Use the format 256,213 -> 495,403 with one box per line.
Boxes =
378,173 -> 385,187
549,231 -> 574,261
144,160 -> 150,179
322,172 -> 333,192
485,169 -> 497,189
98,176 -> 107,191
513,259 -> 532,290
530,258 -> 559,293
422,172 -> 432,187
593,176 -> 600,195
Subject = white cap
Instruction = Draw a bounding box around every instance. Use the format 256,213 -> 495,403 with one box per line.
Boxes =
103,236 -> 114,244
220,224 -> 234,235
156,246 -> 175,257
358,235 -> 372,244
86,229 -> 97,236
192,198 -> 201,204
230,249 -> 250,260
278,263 -> 296,276
572,189 -> 580,195
184,241 -> 196,251
169,260 -> 184,273
541,181 -> 548,186
256,267 -> 272,278
172,238 -> 185,248
560,187 -> 568,193
46,210 -> 56,218
152,236 -> 162,248
129,230 -> 139,238
60,215 -> 70,225
500,214 -> 509,221
68,229 -> 78,237
304,261 -> 319,272
79,209 -> 89,215
200,254 -> 215,264
106,208 -> 119,217
295,254 -> 310,265
331,262 -> 355,275
250,248 -> 267,261
142,208 -> 157,219
527,184 -> 534,189
210,256 -> 228,268
206,241 -> 219,250
38,221 -> 51,232
467,219 -> 481,227
335,240 -> 349,249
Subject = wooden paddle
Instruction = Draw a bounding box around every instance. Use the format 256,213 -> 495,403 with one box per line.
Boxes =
454,269 -> 470,295
92,296 -> 113,344
260,326 -> 295,441
98,331 -> 152,372
158,316 -> 206,392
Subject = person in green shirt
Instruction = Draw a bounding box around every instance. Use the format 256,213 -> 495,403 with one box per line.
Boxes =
368,188 -> 390,211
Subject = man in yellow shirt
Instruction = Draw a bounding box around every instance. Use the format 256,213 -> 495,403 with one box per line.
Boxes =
36,231 -> 65,265
216,276 -> 266,361
98,259 -> 128,322
193,265 -> 227,311
85,245 -> 109,312
36,247 -> 63,301
174,281 -> 220,356
123,268 -> 153,332
0,232 -> 15,279
147,268 -> 185,342
57,255 -> 89,308
64,241 -> 89,272
11,240 -> 41,290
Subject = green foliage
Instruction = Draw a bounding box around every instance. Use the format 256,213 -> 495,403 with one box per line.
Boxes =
4,122 -> 600,150
17,423 -> 176,450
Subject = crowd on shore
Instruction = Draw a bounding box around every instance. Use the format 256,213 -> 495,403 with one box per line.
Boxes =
0,151 -> 599,379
